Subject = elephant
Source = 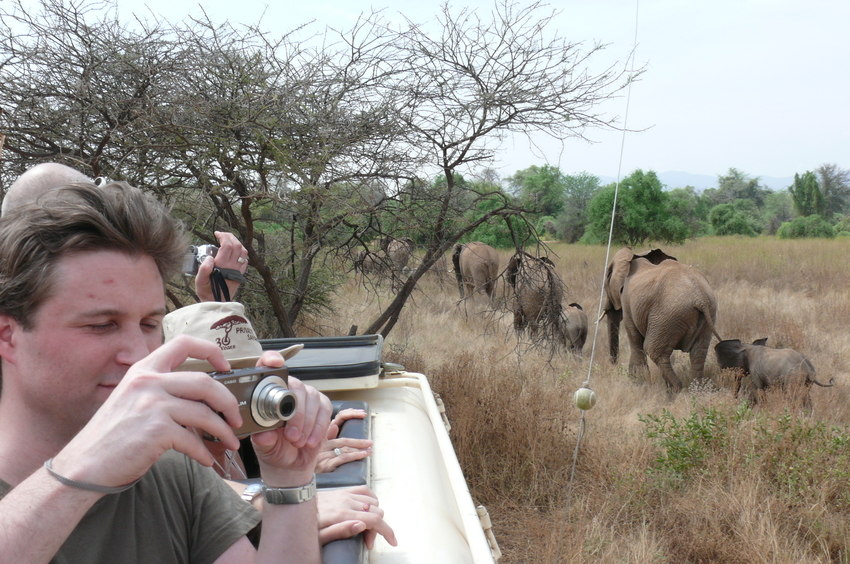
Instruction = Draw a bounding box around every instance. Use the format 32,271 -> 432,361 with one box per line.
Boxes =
564,303 -> 588,354
353,249 -> 384,275
452,242 -> 499,300
714,338 -> 834,411
385,237 -> 414,274
603,247 -> 721,394
505,251 -> 580,351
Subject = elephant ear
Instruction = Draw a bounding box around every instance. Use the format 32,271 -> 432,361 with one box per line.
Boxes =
605,247 -> 633,311
635,248 -> 677,264
715,339 -> 746,370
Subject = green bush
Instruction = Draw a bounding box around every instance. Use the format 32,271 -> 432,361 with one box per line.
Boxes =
776,214 -> 836,239
750,413 -> 850,509
708,201 -> 762,236
639,407 -> 729,480
640,404 -> 850,510
582,170 -> 689,245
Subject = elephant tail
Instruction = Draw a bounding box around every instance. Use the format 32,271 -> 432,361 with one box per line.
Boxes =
452,244 -> 464,295
696,302 -> 723,343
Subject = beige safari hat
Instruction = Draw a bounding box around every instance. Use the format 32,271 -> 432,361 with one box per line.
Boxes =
163,301 -> 264,371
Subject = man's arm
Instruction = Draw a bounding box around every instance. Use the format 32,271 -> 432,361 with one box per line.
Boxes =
0,466 -> 103,563
0,336 -> 242,561
216,349 -> 333,564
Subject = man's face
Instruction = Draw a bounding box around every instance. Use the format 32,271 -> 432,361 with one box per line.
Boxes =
5,250 -> 166,434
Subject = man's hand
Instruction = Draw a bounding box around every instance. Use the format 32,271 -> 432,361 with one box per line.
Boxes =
195,231 -> 249,302
250,351 -> 333,486
49,335 -> 242,490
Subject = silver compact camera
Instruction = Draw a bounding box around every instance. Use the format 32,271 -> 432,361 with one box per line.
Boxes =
209,365 -> 297,438
183,244 -> 219,275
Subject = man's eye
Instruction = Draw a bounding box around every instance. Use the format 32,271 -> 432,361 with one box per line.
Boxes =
88,323 -> 116,332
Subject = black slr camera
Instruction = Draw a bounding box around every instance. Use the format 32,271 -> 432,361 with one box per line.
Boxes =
183,244 -> 219,275
209,365 -> 297,438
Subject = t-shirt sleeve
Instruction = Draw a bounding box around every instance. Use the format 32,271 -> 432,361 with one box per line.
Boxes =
182,455 -> 262,564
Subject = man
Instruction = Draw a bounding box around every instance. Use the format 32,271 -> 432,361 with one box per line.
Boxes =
1,162 -> 395,549
0,181 -> 332,562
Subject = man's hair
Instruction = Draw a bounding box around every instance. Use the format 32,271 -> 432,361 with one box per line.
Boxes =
0,181 -> 187,329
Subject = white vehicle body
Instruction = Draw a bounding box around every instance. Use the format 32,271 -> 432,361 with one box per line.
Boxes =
263,336 -> 500,563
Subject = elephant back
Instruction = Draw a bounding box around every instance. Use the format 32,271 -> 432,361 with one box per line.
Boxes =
507,251 -> 565,321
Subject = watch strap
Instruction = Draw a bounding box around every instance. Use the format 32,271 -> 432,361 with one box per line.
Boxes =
241,483 -> 264,503
262,475 -> 317,504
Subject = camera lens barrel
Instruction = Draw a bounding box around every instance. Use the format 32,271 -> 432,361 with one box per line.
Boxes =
252,375 -> 297,426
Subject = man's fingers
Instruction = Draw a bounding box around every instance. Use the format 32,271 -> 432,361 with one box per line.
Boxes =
283,378 -> 332,448
143,334 -> 230,374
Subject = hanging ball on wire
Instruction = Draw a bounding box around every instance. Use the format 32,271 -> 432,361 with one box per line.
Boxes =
573,386 -> 597,411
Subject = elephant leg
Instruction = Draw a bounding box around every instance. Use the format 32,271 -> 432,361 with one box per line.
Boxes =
652,354 -> 682,395
623,320 -> 649,379
643,332 -> 681,394
687,335 -> 711,383
513,310 -> 527,332
802,390 -> 813,415
484,279 -> 494,298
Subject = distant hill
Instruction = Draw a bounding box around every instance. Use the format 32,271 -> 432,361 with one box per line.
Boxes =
597,171 -> 794,191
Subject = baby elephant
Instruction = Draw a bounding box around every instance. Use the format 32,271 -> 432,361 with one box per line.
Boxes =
563,303 -> 588,354
715,338 -> 835,411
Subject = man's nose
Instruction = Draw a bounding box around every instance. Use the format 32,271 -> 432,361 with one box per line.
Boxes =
115,328 -> 157,366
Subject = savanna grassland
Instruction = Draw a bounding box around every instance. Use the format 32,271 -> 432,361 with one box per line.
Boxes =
312,237 -> 850,563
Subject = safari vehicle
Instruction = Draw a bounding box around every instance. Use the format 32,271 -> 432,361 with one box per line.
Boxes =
258,334 -> 501,563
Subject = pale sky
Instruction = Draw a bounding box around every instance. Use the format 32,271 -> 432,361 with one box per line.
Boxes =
120,0 -> 850,181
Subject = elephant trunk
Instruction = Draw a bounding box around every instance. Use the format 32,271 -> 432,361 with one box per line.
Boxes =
606,308 -> 622,364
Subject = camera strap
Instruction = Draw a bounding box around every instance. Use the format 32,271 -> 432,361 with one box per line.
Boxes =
210,268 -> 232,302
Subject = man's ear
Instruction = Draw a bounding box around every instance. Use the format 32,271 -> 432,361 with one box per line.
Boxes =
0,314 -> 20,365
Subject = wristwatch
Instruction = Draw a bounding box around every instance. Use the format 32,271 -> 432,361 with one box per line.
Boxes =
262,475 -> 317,505
241,482 -> 264,504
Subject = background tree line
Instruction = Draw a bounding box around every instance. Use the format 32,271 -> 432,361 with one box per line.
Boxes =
0,0 -> 632,338
506,164 -> 850,246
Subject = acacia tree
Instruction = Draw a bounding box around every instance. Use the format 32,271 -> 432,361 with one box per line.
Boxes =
360,0 -> 635,335
1,0 -> 634,339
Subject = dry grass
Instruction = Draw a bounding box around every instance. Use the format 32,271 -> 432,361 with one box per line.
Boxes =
321,237 -> 850,563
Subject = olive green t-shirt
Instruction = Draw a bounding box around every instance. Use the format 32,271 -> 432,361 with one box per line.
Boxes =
0,450 -> 261,564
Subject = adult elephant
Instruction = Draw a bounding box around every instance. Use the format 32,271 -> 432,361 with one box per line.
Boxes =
385,237 -> 414,274
603,247 -> 721,394
505,252 -> 562,334
452,242 -> 499,300
352,249 -> 384,275
505,252 -> 580,351
715,338 -> 834,411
